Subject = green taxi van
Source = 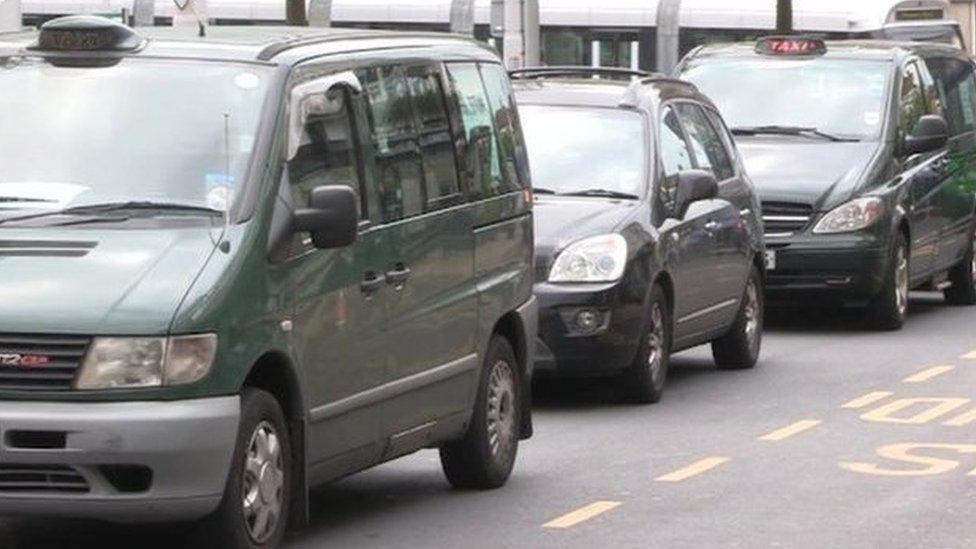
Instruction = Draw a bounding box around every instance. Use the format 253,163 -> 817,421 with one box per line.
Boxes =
0,16 -> 536,547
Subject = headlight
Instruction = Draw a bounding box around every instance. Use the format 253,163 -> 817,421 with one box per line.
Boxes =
549,234 -> 628,282
75,334 -> 217,390
813,197 -> 884,234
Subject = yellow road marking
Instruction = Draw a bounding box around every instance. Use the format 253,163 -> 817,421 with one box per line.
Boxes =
842,391 -> 893,409
543,501 -> 622,529
656,457 -> 730,482
945,408 -> 976,427
903,365 -> 955,383
861,397 -> 970,424
759,419 -> 822,441
961,349 -> 976,360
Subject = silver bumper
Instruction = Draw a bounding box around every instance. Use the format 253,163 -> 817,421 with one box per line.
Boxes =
0,396 -> 240,522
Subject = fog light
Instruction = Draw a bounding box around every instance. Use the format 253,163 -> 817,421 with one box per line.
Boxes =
560,307 -> 610,336
576,309 -> 602,331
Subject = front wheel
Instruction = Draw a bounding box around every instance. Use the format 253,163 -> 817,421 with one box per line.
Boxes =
440,335 -> 521,490
867,232 -> 909,331
202,388 -> 291,549
620,284 -> 672,404
944,224 -> 976,306
712,265 -> 764,370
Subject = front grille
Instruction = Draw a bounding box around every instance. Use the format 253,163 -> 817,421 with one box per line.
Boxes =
0,464 -> 90,493
0,334 -> 90,391
762,201 -> 813,237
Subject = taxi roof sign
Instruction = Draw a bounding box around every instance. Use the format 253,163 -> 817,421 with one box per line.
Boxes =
756,36 -> 827,57
32,16 -> 145,53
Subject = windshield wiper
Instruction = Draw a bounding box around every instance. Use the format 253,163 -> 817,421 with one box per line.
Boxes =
0,201 -> 224,226
560,189 -> 640,200
731,125 -> 860,143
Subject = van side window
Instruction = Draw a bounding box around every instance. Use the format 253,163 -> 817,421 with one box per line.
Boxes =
899,62 -> 927,136
288,87 -> 364,217
659,105 -> 694,211
927,57 -> 976,137
675,102 -> 735,181
404,66 -> 461,206
446,63 -> 505,199
480,63 -> 529,192
358,65 -> 426,222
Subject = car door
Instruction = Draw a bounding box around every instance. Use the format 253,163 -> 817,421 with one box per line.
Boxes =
674,102 -> 750,326
925,55 -> 976,271
657,104 -> 725,344
285,80 -> 389,471
900,60 -> 947,279
355,63 -> 477,452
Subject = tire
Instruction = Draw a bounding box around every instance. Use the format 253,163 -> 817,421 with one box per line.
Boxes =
440,335 -> 521,490
867,231 -> 910,331
712,265 -> 764,370
202,388 -> 291,549
944,223 -> 976,306
620,284 -> 672,404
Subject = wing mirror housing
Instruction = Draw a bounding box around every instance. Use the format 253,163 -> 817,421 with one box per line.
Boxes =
902,114 -> 949,156
672,169 -> 719,218
293,185 -> 358,249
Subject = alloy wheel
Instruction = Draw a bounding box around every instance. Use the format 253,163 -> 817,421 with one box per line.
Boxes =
486,360 -> 516,459
242,421 -> 284,544
743,279 -> 761,352
647,304 -> 666,385
895,245 -> 909,318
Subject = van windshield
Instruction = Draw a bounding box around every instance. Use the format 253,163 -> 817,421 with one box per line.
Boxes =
681,58 -> 890,140
520,105 -> 646,198
0,57 -> 271,216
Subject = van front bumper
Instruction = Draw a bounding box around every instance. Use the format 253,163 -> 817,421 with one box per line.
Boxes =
0,396 -> 239,522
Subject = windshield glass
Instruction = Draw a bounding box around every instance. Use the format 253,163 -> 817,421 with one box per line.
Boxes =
680,58 -> 890,140
0,57 -> 271,215
520,105 -> 646,196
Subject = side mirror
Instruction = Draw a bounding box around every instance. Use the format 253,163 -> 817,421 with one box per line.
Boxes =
672,169 -> 719,218
293,185 -> 358,249
902,114 -> 949,156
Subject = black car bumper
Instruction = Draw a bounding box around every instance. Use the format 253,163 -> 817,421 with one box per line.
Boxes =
765,233 -> 889,305
533,281 -> 645,377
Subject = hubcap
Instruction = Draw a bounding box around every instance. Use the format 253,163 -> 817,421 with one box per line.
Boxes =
743,279 -> 761,351
895,245 -> 909,317
647,304 -> 666,385
242,421 -> 284,544
486,360 -> 516,459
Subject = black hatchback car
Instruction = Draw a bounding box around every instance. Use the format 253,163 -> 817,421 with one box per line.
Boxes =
679,37 -> 976,330
513,68 -> 765,403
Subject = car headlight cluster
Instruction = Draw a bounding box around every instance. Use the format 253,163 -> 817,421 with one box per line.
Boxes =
813,197 -> 884,234
75,334 -> 217,390
549,234 -> 628,283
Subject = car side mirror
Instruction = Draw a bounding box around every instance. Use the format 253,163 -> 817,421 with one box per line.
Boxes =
902,114 -> 949,156
293,185 -> 358,249
672,169 -> 719,218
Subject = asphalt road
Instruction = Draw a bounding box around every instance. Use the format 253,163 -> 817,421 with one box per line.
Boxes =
2,292 -> 975,548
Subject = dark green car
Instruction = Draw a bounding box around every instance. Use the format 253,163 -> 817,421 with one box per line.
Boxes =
679,37 -> 976,329
0,17 -> 536,547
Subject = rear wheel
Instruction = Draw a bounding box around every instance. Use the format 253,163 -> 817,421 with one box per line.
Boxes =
712,265 -> 764,370
867,232 -> 909,331
944,224 -> 976,306
440,335 -> 521,490
203,388 -> 291,549
621,284 -> 672,404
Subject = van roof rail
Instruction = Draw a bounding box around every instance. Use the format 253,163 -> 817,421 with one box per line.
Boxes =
508,66 -> 652,80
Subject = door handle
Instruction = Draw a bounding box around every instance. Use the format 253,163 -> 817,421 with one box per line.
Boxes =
386,264 -> 411,290
360,272 -> 384,297
704,220 -> 721,233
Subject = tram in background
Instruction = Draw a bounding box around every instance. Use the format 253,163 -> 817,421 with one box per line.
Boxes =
20,0 -> 968,71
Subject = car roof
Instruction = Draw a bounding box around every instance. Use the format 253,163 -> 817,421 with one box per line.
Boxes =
687,39 -> 967,64
0,24 -> 498,65
512,75 -> 717,113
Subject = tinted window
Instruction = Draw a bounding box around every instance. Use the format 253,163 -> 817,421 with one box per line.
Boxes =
659,106 -> 694,210
447,63 -> 504,198
927,57 -> 976,137
288,88 -> 363,216
900,62 -> 927,136
358,65 -> 425,222
404,66 -> 460,205
675,103 -> 735,181
480,63 -> 528,193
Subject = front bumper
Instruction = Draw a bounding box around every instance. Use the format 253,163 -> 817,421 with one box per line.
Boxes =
0,395 -> 240,522
534,281 -> 645,377
765,233 -> 889,304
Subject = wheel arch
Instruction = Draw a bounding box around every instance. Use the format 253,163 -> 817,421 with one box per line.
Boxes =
491,311 -> 533,439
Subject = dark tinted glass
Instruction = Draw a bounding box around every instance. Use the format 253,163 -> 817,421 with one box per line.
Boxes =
659,106 -> 694,210
675,103 -> 735,181
900,62 -> 927,136
404,67 -> 460,205
927,57 -> 976,137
